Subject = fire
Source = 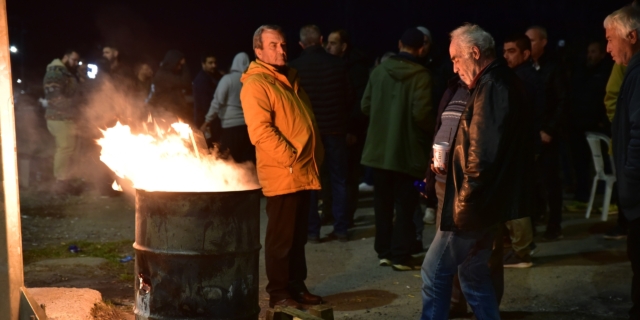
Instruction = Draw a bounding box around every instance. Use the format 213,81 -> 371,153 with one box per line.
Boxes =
97,121 -> 260,192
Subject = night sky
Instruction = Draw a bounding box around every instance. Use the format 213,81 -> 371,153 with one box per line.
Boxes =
6,0 -> 630,90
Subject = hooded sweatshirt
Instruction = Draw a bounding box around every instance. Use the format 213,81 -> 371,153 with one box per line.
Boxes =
205,52 -> 250,128
361,55 -> 434,178
43,58 -> 79,120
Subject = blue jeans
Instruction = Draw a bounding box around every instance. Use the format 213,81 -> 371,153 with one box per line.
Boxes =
421,226 -> 500,320
309,134 -> 349,237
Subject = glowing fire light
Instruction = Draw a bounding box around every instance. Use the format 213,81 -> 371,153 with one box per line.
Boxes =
97,121 -> 260,192
112,180 -> 123,192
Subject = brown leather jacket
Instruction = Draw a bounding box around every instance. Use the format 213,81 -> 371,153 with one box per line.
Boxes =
240,60 -> 324,197
441,59 -> 535,232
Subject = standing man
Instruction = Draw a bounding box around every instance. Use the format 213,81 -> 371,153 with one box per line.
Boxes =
240,25 -> 324,309
193,52 -> 222,128
147,50 -> 191,123
501,33 -> 543,268
43,49 -> 81,195
605,6 -> 640,318
526,26 -> 568,241
102,45 -> 133,83
325,29 -> 370,228
289,25 -> 351,242
420,24 -> 534,320
361,28 -> 434,271
568,41 -> 613,206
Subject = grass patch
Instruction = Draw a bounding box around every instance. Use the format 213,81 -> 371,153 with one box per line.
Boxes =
91,301 -> 126,320
23,240 -> 134,265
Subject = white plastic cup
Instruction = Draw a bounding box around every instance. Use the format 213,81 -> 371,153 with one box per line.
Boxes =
433,142 -> 451,171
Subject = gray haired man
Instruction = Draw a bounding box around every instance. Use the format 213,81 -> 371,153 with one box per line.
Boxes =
605,5 -> 640,318
420,24 -> 534,320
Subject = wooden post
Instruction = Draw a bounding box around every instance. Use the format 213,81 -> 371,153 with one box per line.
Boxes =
0,0 -> 25,318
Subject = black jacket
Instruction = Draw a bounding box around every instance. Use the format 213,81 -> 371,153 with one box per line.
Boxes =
441,59 -> 535,232
343,49 -> 370,139
613,52 -> 640,222
514,60 -> 544,152
536,52 -> 569,137
289,45 -> 351,135
192,69 -> 220,126
570,58 -> 613,131
147,50 -> 192,122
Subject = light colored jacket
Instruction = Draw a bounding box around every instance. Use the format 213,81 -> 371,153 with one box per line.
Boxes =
240,60 -> 323,196
205,52 -> 250,128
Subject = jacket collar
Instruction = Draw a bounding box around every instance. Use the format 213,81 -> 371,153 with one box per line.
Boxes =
626,50 -> 640,73
255,59 -> 299,91
469,58 -> 503,89
301,45 -> 326,56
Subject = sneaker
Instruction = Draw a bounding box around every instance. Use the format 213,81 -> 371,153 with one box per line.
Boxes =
503,250 -> 533,268
564,200 -> 588,213
543,228 -> 563,241
423,207 -> 436,225
358,182 -> 374,192
604,225 -> 628,240
379,259 -> 392,266
529,242 -> 538,256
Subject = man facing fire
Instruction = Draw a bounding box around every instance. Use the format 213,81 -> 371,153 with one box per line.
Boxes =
240,25 -> 325,309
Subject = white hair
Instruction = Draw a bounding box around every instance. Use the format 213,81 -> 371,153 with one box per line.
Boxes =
604,5 -> 640,38
450,24 -> 495,58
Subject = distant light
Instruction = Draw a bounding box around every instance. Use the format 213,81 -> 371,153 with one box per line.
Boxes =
9,46 -> 17,53
558,40 -> 566,48
78,61 -> 83,66
87,64 -> 98,79
16,79 -> 21,83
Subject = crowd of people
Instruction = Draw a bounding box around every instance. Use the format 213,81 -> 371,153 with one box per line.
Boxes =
11,2 -> 640,320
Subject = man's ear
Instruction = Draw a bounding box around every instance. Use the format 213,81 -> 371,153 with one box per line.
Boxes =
541,38 -> 548,48
341,43 -> 348,54
319,35 -> 323,46
629,30 -> 638,45
398,40 -> 402,51
523,49 -> 531,61
299,41 -> 305,49
114,50 -> 119,59
255,48 -> 263,61
471,46 -> 481,60
418,47 -> 425,57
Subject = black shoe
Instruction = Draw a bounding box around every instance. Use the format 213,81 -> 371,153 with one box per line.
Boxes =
604,225 -> 628,240
326,231 -> 348,242
543,227 -> 563,241
289,289 -> 323,305
503,249 -> 532,268
269,298 -> 303,309
308,234 -> 320,244
410,240 -> 425,255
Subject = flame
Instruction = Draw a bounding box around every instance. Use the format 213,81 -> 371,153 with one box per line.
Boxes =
97,121 -> 260,192
112,180 -> 123,192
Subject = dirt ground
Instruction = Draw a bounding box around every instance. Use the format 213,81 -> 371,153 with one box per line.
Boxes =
16,185 -> 633,320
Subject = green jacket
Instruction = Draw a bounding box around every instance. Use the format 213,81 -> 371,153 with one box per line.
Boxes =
605,63 -> 626,122
43,59 -> 79,121
360,55 -> 435,178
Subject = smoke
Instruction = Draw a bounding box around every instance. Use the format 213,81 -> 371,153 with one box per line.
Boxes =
84,77 -> 260,193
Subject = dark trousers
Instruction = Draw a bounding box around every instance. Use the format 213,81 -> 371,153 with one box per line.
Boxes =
536,141 -> 563,230
265,191 -> 310,302
373,168 -> 419,264
569,129 -> 592,202
220,125 -> 256,164
629,217 -> 640,319
346,140 -> 365,225
309,134 -> 349,237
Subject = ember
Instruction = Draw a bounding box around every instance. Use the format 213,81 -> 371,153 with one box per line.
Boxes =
97,121 -> 260,192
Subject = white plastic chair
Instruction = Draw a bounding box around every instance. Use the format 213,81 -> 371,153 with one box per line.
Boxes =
584,132 -> 616,221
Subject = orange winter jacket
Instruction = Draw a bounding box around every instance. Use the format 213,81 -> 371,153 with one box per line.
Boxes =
240,60 -> 323,197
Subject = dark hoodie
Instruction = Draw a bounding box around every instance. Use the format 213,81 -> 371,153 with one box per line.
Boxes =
147,50 -> 191,122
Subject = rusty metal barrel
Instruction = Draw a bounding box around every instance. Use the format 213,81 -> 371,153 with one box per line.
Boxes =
133,189 -> 262,320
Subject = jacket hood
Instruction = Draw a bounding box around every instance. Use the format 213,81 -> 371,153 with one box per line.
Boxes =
230,52 -> 250,73
381,56 -> 426,80
160,50 -> 184,71
47,58 -> 66,69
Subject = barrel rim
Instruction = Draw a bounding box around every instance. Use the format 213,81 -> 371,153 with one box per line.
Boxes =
135,188 -> 262,195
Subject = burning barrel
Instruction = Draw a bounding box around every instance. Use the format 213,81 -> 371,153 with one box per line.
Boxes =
134,189 -> 262,320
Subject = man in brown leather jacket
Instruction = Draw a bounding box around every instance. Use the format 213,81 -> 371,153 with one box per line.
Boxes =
420,24 -> 534,320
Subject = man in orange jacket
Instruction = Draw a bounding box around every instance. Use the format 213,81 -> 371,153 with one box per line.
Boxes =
240,25 -> 325,310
